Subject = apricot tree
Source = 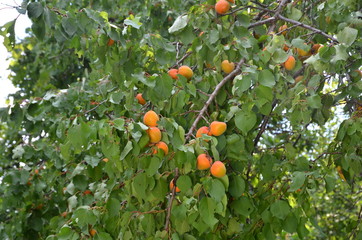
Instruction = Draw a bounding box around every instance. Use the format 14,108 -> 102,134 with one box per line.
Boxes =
0,0 -> 361,239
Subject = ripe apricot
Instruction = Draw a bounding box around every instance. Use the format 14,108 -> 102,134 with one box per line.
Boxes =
284,56 -> 296,71
221,60 -> 235,74
209,121 -> 227,136
83,190 -> 92,195
196,126 -> 210,138
215,0 -> 230,15
311,44 -> 321,54
143,110 -> 159,127
178,65 -> 193,79
278,24 -> 288,36
283,44 -> 290,52
169,179 -> 181,192
197,154 -> 213,170
60,212 -> 68,218
210,161 -> 226,178
34,169 -> 39,175
294,75 -> 304,84
107,39 -> 115,46
152,141 -> 169,155
102,158 -> 109,163
136,93 -> 146,105
296,44 -> 310,57
168,69 -> 178,80
147,127 -> 162,143
89,229 -> 97,237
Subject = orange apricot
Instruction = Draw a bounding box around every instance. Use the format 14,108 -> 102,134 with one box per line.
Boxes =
197,154 -> 213,170
107,39 -> 115,46
210,161 -> 226,178
215,0 -> 230,15
136,93 -> 146,105
196,126 -> 210,138
178,65 -> 193,79
83,190 -> 92,195
102,158 -> 109,163
311,44 -> 321,54
296,44 -> 311,57
209,121 -> 227,136
89,229 -> 97,237
60,212 -> 68,218
152,141 -> 169,155
278,24 -> 288,36
147,127 -> 162,143
221,60 -> 235,74
168,69 -> 178,80
284,56 -> 296,71
294,75 -> 304,84
143,110 -> 159,127
169,179 -> 181,192
283,44 -> 290,52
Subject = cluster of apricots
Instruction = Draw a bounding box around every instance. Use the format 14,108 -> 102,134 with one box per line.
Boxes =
215,0 -> 235,15
143,110 -> 169,155
197,153 -> 227,178
196,121 -> 227,138
168,65 -> 193,80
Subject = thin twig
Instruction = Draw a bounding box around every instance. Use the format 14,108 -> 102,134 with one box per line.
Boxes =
185,59 -> 245,140
164,168 -> 179,232
221,5 -> 275,16
84,99 -> 107,114
312,152 -> 342,162
248,17 -> 276,29
170,51 -> 193,69
278,15 -> 338,43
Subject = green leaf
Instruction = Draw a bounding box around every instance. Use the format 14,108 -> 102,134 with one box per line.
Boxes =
235,109 -> 257,134
283,214 -> 298,233
288,172 -> 306,192
199,197 -> 218,228
146,157 -> 161,177
289,8 -> 302,21
229,175 -> 245,198
169,15 -> 188,33
27,2 -> 43,18
307,95 -> 322,109
231,197 -> 254,217
177,175 -> 192,192
62,17 -> 78,37
120,141 -> 133,160
85,155 -> 101,168
124,18 -> 142,29
258,70 -> 275,87
207,179 -> 225,202
270,200 -> 290,220
272,48 -> 289,64
106,198 -> 120,217
73,207 -> 97,227
337,27 -> 358,46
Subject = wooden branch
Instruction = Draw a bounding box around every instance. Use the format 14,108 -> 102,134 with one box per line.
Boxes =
170,51 -> 193,69
253,99 -> 278,150
278,15 -> 338,43
267,0 -> 289,34
248,17 -> 276,29
221,5 -> 275,16
164,168 -> 179,232
185,59 -> 245,140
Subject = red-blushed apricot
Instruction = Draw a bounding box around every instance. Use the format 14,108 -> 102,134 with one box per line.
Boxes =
89,229 -> 97,237
60,212 -> 68,218
221,60 -> 235,74
169,179 -> 181,192
34,169 -> 39,175
143,110 -> 159,127
311,44 -> 321,54
136,93 -> 146,105
83,190 -> 92,195
215,0 -> 230,15
196,126 -> 210,138
178,65 -> 193,79
210,161 -> 226,178
284,56 -> 296,71
107,39 -> 115,46
168,69 -> 178,80
197,154 -> 213,170
209,121 -> 227,136
147,127 -> 162,143
278,24 -> 288,35
152,141 -> 169,155
283,44 -> 290,51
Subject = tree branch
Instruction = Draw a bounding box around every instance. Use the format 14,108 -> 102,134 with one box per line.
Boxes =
164,168 -> 179,232
185,59 -> 245,140
278,15 -> 338,43
170,51 -> 193,69
267,0 -> 289,34
221,5 -> 275,16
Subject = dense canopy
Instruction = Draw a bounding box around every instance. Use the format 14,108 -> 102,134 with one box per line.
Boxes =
0,0 -> 361,239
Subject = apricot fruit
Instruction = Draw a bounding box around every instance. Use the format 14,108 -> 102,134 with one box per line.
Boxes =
296,44 -> 311,57
221,60 -> 235,74
284,56 -> 296,71
152,141 -> 169,155
215,0 -> 230,15
311,44 -> 321,54
197,154 -> 213,170
107,39 -> 115,46
278,24 -> 288,36
169,179 -> 181,192
294,75 -> 304,84
168,69 -> 178,80
136,93 -> 146,105
83,190 -> 92,195
196,126 -> 210,138
147,127 -> 162,143
89,229 -> 97,237
143,110 -> 159,127
210,161 -> 226,178
178,65 -> 193,79
283,44 -> 290,52
60,212 -> 68,218
209,121 -> 227,136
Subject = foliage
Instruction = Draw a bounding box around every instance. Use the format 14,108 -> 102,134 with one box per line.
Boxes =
0,0 -> 361,239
